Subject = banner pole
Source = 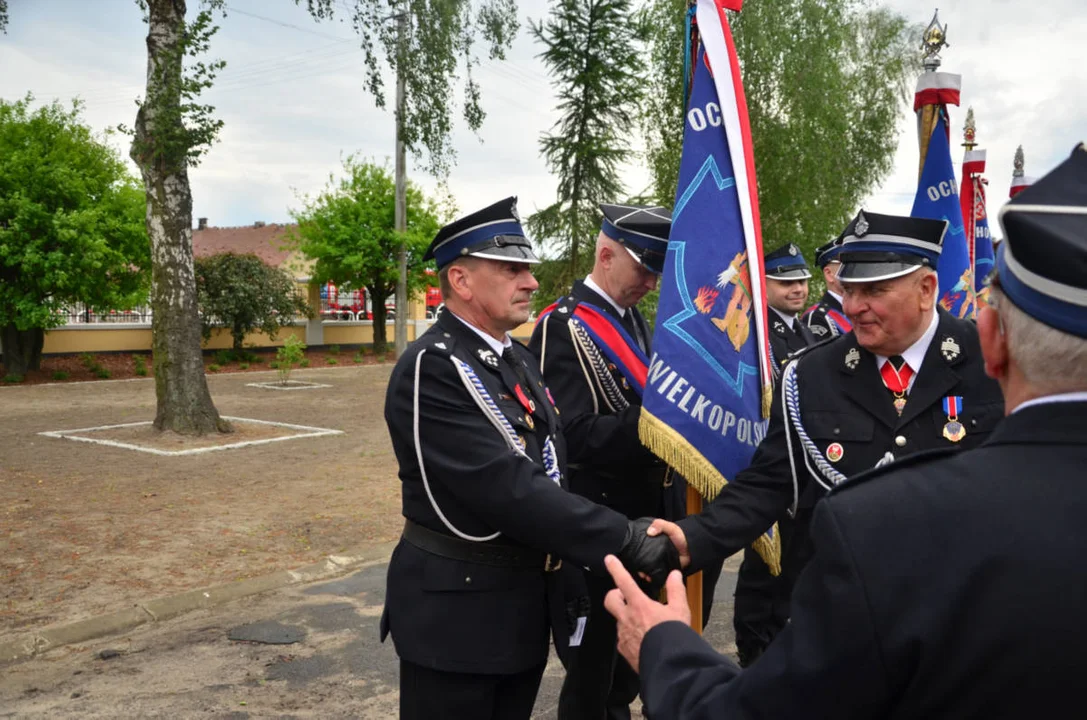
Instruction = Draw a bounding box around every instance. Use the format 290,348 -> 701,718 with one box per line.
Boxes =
686,486 -> 703,633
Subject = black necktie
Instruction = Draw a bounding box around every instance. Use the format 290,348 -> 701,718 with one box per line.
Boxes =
502,346 -> 530,389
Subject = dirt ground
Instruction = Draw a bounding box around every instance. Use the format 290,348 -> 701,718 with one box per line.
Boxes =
0,363 -> 403,635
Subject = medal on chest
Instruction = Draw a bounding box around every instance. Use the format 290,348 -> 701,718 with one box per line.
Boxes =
942,395 -> 966,442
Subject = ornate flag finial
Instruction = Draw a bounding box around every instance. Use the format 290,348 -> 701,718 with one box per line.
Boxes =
921,9 -> 949,71
1013,145 -> 1025,178
963,107 -> 976,149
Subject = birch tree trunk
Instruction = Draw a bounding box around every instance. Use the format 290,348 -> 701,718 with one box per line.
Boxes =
131,0 -> 228,435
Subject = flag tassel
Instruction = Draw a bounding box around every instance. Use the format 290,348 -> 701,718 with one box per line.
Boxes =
640,409 -> 781,575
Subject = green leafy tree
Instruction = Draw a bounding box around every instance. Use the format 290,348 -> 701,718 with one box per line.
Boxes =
527,0 -> 648,309
643,0 -> 918,260
127,0 -> 230,435
288,156 -> 442,355
0,97 -> 149,377
194,253 -> 313,353
297,0 -> 518,177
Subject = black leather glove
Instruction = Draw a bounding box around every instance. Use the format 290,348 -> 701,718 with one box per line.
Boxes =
617,517 -> 681,592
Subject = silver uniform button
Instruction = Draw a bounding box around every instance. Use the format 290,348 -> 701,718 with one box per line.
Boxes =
895,435 -> 907,447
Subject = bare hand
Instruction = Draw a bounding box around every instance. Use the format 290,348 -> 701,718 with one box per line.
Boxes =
603,554 -> 690,673
646,519 -> 691,569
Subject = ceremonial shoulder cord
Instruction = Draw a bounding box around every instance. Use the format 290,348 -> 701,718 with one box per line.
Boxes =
569,320 -> 630,414
781,360 -> 848,500
412,349 -> 561,543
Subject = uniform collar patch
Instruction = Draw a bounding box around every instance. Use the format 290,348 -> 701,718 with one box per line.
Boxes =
477,348 -> 499,368
845,347 -> 861,370
940,336 -> 961,362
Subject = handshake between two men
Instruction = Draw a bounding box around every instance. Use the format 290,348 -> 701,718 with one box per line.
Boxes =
612,518 -> 691,591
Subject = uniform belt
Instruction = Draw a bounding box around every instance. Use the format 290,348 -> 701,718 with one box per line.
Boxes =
402,520 -> 562,572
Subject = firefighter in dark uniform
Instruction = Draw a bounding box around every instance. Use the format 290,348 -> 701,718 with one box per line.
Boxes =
609,143 -> 1087,720
381,197 -> 679,720
730,242 -> 818,667
528,203 -> 677,720
803,234 -> 853,339
764,242 -> 818,372
645,210 -> 1005,633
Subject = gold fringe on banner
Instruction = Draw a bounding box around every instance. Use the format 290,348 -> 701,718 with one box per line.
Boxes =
639,408 -> 781,575
761,383 -> 772,420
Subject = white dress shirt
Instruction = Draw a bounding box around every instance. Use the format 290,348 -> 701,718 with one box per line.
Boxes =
875,310 -> 939,392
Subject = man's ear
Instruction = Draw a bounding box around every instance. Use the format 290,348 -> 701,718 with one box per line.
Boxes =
599,244 -> 614,268
446,263 -> 472,301
977,304 -> 1008,381
918,270 -> 939,311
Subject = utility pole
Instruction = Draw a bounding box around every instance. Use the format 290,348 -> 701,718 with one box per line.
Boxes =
393,5 -> 409,357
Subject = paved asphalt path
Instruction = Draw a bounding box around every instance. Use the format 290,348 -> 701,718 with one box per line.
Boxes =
0,557 -> 741,718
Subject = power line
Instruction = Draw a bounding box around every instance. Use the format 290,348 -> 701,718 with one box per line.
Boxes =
223,5 -> 355,43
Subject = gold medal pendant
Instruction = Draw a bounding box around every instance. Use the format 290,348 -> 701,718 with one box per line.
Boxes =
943,420 -> 966,442
524,413 -> 535,431
893,393 -> 907,416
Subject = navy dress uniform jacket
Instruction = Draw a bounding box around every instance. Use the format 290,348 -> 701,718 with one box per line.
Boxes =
803,291 -> 849,339
640,400 -> 1087,719
381,310 -> 630,675
679,309 -> 1005,585
768,312 -> 816,371
528,280 -> 668,520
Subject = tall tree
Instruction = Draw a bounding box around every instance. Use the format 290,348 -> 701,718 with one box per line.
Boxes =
297,0 -> 518,177
527,0 -> 647,308
643,0 -> 917,260
194,253 -> 313,353
128,0 -> 229,435
288,156 -> 442,355
0,97 -> 150,377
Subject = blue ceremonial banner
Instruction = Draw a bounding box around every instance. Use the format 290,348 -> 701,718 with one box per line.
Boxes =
973,186 -> 994,304
912,112 -> 976,318
638,0 -> 777,572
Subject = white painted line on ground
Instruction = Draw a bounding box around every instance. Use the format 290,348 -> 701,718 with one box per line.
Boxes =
37,416 -> 345,456
245,381 -> 333,390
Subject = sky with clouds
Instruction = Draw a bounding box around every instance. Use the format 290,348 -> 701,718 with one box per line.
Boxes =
2,0 -> 1084,243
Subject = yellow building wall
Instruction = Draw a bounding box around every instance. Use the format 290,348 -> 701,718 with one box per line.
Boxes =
43,327 -> 154,354
41,322 -> 421,354
322,322 -> 419,346
511,321 -> 535,342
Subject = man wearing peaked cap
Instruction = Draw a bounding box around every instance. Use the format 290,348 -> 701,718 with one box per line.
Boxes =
641,207 -> 1003,669
763,242 -> 818,371
381,197 -> 680,720
527,202 -> 677,720
727,242 -> 818,669
802,232 -> 853,338
601,144 -> 1087,719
